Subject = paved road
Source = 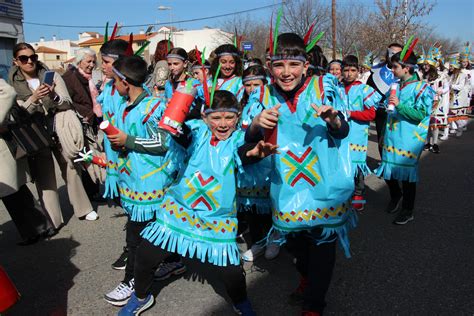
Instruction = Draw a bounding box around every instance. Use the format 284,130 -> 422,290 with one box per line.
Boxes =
1,122 -> 473,315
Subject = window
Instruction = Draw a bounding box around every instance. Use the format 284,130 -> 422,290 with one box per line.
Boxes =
56,55 -> 60,60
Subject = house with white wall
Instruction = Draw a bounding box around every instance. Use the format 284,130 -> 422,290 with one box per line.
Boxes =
148,27 -> 232,60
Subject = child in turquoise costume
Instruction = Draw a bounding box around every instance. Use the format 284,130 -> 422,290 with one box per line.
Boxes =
341,55 -> 381,211
165,47 -> 203,121
245,33 -> 354,315
118,90 -> 277,316
376,44 -> 434,225
102,55 -> 178,307
209,44 -> 245,99
97,39 -> 130,199
238,65 -> 279,262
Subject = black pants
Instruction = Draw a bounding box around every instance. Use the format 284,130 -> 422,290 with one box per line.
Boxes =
2,184 -> 53,240
123,218 -> 151,283
134,239 -> 248,304
354,169 -> 365,196
385,179 -> 416,210
287,229 -> 337,313
246,205 -> 273,244
375,108 -> 387,157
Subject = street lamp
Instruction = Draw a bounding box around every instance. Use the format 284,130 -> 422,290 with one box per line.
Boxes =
158,5 -> 172,42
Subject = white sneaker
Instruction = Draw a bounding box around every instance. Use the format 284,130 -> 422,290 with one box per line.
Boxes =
241,243 -> 265,262
264,231 -> 281,260
85,210 -> 99,221
439,134 -> 449,141
104,279 -> 134,306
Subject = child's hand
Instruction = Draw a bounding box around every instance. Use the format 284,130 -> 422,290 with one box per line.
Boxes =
246,140 -> 279,158
107,129 -> 127,147
388,94 -> 399,107
254,104 -> 281,129
311,104 -> 341,129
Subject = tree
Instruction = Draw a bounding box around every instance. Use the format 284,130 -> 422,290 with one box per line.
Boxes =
220,14 -> 270,60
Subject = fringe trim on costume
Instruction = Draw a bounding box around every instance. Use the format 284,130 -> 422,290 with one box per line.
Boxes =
271,210 -> 358,259
120,200 -> 159,222
237,199 -> 272,214
375,162 -> 418,182
353,163 -> 372,177
141,220 -> 240,267
103,172 -> 119,198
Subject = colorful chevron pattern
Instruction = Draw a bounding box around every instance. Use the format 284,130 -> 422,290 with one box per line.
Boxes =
274,202 -> 349,223
383,145 -> 418,159
281,147 -> 321,187
184,171 -> 222,211
119,187 -> 165,202
118,158 -> 132,175
349,143 -> 368,152
162,199 -> 236,233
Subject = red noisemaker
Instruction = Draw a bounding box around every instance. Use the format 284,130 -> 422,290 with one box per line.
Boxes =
264,127 -> 278,145
0,266 -> 20,312
100,120 -> 119,135
387,83 -> 398,113
90,156 -> 107,168
158,81 -> 196,136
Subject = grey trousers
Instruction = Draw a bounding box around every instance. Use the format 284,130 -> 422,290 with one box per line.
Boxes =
28,147 -> 93,228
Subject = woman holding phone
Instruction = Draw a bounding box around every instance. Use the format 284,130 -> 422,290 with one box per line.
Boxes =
8,42 -> 97,231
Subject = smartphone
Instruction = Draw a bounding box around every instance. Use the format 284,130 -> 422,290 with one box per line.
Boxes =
42,71 -> 55,86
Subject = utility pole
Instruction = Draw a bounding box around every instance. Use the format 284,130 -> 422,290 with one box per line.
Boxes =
332,0 -> 337,60
403,0 -> 408,42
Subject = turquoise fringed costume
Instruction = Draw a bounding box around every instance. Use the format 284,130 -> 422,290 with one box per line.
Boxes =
97,81 -> 125,198
141,120 -> 246,266
342,83 -> 381,176
376,79 -> 434,182
237,88 -> 272,214
197,76 -> 244,102
246,75 -> 356,257
114,92 -> 177,222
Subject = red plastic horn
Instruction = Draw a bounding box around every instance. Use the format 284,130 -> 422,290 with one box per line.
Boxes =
0,266 -> 20,313
100,120 -> 119,136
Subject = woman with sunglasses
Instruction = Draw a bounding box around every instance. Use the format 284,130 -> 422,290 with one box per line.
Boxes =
8,43 -> 97,231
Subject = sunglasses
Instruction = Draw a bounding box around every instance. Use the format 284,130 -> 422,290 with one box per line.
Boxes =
16,54 -> 38,64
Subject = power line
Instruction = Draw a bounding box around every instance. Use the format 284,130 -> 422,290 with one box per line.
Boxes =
23,3 -> 284,29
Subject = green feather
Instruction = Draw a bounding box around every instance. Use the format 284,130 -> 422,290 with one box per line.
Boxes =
400,35 -> 414,60
210,64 -> 221,107
273,7 -> 283,56
305,31 -> 325,53
134,40 -> 150,56
202,47 -> 206,64
103,22 -> 109,43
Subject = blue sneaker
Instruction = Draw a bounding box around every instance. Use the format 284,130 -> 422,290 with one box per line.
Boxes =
233,299 -> 256,316
118,292 -> 154,316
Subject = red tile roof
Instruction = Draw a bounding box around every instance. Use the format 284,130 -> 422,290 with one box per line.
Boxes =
79,33 -> 157,46
36,46 -> 67,54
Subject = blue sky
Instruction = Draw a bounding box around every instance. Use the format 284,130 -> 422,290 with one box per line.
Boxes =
23,0 -> 473,43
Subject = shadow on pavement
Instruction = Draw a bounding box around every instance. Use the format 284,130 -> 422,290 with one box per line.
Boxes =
1,237 -> 81,316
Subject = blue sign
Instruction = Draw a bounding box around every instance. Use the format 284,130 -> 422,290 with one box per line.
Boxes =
242,42 -> 253,51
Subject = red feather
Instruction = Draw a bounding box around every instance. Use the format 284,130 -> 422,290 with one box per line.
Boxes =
403,38 -> 419,62
195,45 -> 210,106
124,33 -> 134,56
303,22 -> 316,45
110,22 -> 118,40
195,45 -> 202,66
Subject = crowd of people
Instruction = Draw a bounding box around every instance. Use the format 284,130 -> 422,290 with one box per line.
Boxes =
0,21 -> 472,316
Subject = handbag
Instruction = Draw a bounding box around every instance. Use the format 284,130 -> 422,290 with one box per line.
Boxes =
3,105 -> 54,159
